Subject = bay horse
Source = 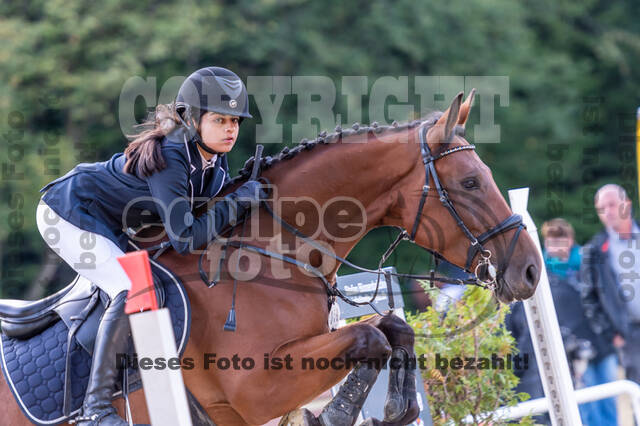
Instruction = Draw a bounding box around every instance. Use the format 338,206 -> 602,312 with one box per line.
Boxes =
0,90 -> 541,425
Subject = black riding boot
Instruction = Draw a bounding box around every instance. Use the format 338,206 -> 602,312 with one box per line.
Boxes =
75,291 -> 130,426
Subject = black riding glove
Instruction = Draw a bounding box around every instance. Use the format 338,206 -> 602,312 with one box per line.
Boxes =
209,180 -> 268,234
226,180 -> 268,217
158,180 -> 268,254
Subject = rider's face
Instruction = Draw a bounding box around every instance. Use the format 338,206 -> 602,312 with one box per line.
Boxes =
198,112 -> 240,154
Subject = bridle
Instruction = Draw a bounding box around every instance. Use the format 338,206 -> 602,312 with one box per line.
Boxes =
406,122 -> 526,289
185,120 -> 527,320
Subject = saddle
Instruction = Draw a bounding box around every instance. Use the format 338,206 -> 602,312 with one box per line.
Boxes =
0,270 -> 168,349
0,258 -> 191,426
1,275 -> 114,348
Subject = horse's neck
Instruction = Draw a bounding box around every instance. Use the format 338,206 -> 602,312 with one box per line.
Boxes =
265,134 -> 418,269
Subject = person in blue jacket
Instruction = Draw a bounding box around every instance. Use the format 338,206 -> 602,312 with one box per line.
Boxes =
36,66 -> 265,425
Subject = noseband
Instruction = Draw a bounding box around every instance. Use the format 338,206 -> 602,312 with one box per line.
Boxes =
407,123 -> 526,288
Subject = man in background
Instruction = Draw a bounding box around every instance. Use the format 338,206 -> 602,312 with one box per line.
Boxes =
582,184 -> 639,384
507,218 -> 618,425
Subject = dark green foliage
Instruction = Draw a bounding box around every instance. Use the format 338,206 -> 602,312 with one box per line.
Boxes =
1,0 -> 639,297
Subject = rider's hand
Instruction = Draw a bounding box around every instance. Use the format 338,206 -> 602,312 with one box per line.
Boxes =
227,180 -> 268,212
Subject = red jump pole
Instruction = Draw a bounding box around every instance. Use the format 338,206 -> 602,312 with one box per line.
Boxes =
118,250 -> 158,314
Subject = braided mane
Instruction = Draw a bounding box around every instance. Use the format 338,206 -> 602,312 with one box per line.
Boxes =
224,113 -> 444,189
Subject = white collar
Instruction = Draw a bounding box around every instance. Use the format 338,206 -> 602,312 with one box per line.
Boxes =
198,148 -> 217,170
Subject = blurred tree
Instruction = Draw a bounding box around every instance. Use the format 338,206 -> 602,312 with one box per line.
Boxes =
1,0 -> 639,298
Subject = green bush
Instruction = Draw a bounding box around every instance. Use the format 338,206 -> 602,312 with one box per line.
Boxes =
406,285 -> 533,425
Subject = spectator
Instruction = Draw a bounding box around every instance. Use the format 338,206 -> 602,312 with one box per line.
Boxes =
543,218 -> 617,425
582,184 -> 639,384
506,217 -> 618,425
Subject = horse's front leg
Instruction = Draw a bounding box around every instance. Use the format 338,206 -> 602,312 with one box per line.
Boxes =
309,314 -> 418,426
278,317 -> 392,426
359,313 -> 420,426
228,322 -> 390,425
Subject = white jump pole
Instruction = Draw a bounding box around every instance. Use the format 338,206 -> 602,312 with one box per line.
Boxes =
118,251 -> 192,426
508,188 -> 581,426
464,379 -> 640,423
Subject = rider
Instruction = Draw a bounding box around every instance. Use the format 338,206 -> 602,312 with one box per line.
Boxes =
36,66 -> 265,425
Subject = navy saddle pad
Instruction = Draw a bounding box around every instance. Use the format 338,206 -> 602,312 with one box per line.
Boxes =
0,259 -> 191,426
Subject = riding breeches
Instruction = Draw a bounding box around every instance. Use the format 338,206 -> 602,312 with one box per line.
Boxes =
36,200 -> 132,299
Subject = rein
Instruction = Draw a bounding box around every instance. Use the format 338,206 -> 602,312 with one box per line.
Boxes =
194,122 -> 526,319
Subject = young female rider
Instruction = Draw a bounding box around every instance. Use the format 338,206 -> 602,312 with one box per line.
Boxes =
36,67 -> 265,425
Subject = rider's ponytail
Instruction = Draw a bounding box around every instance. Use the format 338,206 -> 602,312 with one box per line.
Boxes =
123,103 -> 179,177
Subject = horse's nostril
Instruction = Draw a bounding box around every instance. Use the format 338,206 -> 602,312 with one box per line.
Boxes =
525,264 -> 538,287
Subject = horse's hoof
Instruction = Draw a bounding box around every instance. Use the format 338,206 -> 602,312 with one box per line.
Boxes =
279,408 -> 320,426
384,395 -> 406,422
384,347 -> 409,422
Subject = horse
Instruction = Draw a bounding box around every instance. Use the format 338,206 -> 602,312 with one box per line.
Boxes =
0,90 -> 541,425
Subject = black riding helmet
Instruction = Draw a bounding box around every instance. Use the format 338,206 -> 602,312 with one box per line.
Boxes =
175,66 -> 251,154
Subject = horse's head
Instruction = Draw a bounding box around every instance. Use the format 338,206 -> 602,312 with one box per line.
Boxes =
394,90 -> 541,302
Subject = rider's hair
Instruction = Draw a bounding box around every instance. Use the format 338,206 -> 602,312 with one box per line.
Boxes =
123,103 -> 181,177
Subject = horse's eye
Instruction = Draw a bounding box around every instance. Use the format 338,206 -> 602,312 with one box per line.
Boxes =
461,178 -> 479,189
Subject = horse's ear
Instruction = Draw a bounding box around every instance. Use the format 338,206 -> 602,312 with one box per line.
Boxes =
436,91 -> 463,142
457,88 -> 476,127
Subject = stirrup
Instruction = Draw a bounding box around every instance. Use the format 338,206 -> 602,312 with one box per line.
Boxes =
72,406 -> 128,425
71,409 -> 110,424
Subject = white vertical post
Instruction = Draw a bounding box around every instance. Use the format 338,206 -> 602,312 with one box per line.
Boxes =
508,187 -> 581,426
129,309 -> 192,426
118,250 -> 192,426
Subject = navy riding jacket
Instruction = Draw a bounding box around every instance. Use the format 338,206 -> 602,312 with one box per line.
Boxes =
40,127 -> 231,254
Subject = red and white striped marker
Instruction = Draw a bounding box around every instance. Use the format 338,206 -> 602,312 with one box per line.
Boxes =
118,250 -> 192,426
